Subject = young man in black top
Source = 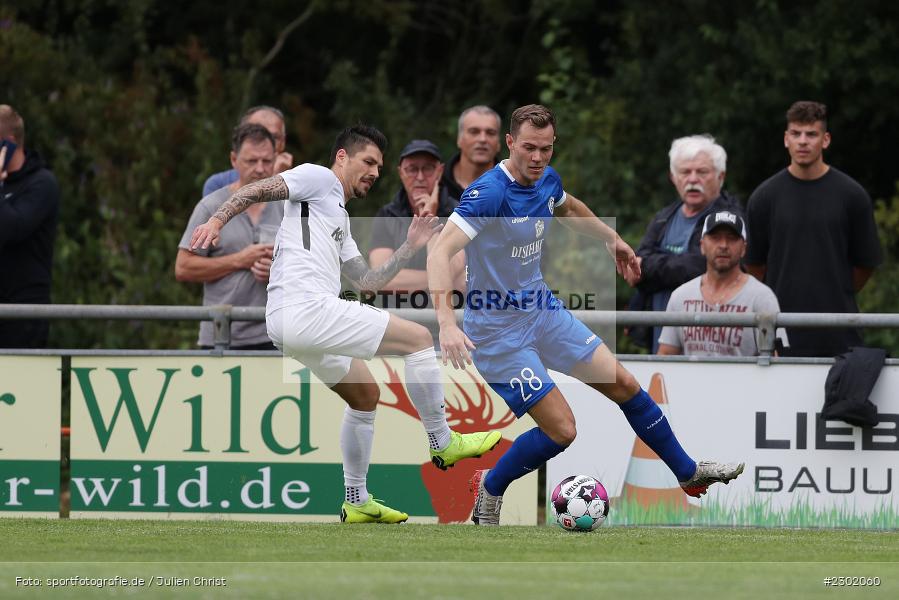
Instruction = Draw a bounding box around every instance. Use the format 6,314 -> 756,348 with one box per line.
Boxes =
0,105 -> 60,348
745,101 -> 882,357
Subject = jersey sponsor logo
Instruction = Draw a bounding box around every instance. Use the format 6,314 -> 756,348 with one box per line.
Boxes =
510,238 -> 544,259
548,196 -> 556,213
331,227 -> 346,244
511,216 -> 530,224
469,189 -> 480,198
535,219 -> 545,238
585,334 -> 597,345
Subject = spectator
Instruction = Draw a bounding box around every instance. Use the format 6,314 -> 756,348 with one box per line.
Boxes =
176,123 -> 284,349
369,140 -> 465,304
0,105 -> 60,349
441,105 -> 501,199
626,134 -> 741,352
658,211 -> 786,356
745,101 -> 882,357
202,105 -> 293,196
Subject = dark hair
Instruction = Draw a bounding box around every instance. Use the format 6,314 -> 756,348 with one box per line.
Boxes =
786,101 -> 827,129
231,123 -> 275,153
510,104 -> 555,137
329,125 -> 388,165
0,104 -> 25,144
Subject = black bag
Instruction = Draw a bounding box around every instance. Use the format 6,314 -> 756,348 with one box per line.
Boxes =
821,347 -> 886,428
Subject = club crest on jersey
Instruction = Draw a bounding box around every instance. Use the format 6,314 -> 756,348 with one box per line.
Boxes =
535,219 -> 545,238
548,196 -> 556,213
331,227 -> 346,244
469,189 -> 480,198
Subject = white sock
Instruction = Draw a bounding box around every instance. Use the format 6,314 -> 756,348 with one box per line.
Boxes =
341,406 -> 375,505
404,348 -> 452,451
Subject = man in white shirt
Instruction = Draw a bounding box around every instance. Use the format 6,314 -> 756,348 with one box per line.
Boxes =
190,125 -> 501,523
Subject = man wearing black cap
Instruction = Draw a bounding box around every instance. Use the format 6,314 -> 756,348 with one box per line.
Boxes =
658,211 -> 785,356
369,139 -> 465,299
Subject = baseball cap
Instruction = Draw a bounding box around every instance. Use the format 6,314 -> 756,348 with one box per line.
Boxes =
702,210 -> 747,240
399,139 -> 442,161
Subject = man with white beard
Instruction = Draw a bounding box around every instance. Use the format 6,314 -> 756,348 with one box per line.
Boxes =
624,135 -> 742,353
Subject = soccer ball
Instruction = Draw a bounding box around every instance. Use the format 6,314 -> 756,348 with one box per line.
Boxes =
550,475 -> 609,531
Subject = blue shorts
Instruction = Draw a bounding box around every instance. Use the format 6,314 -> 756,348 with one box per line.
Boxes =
470,307 -> 602,418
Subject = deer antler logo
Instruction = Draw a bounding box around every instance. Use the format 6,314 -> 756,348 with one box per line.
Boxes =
379,359 -> 515,522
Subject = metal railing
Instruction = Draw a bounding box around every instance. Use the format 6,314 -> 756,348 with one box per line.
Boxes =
3,304 -> 899,360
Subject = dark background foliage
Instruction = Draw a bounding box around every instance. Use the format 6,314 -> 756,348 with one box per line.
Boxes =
2,0 -> 898,350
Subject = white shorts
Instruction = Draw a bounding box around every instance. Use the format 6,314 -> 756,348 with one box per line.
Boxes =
267,296 -> 390,386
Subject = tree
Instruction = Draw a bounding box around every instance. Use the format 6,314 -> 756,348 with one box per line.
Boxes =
2,0 -> 897,349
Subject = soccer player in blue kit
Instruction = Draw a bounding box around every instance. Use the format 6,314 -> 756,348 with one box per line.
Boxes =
428,105 -> 745,525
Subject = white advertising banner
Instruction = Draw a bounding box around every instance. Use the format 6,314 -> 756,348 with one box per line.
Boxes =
69,356 -> 536,523
547,361 -> 898,528
0,357 -> 61,517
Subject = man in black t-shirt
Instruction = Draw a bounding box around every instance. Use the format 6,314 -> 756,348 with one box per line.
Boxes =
441,105 -> 501,200
745,101 -> 882,357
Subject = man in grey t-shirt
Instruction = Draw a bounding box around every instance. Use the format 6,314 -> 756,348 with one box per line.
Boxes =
176,123 -> 284,349
658,211 -> 786,357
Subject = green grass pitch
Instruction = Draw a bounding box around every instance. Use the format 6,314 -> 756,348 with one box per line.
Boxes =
1,519 -> 897,599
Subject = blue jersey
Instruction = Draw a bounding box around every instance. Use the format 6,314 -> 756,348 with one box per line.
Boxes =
449,161 -> 567,343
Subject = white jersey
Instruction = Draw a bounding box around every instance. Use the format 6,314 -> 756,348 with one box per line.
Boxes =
266,163 -> 361,312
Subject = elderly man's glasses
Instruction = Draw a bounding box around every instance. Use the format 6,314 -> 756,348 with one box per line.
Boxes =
401,164 -> 437,177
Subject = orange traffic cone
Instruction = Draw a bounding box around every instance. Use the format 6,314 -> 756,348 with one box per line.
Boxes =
619,373 -> 690,509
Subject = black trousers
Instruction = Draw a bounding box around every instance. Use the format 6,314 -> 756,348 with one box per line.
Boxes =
0,319 -> 50,349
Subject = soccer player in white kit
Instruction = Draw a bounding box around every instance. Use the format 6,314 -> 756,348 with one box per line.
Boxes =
191,125 -> 501,523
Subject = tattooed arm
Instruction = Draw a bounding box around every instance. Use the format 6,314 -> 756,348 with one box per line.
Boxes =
341,244 -> 419,292
190,175 -> 289,250
341,214 -> 441,292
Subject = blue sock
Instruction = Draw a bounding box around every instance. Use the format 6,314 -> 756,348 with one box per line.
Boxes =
485,427 -> 566,496
618,388 -> 696,482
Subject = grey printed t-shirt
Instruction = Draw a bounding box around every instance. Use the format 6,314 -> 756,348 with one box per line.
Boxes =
659,274 -> 786,356
178,186 -> 285,347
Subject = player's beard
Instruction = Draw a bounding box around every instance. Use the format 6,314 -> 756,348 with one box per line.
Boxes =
353,177 -> 376,199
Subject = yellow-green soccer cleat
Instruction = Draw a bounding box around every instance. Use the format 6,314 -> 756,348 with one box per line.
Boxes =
430,430 -> 502,471
340,496 -> 409,524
